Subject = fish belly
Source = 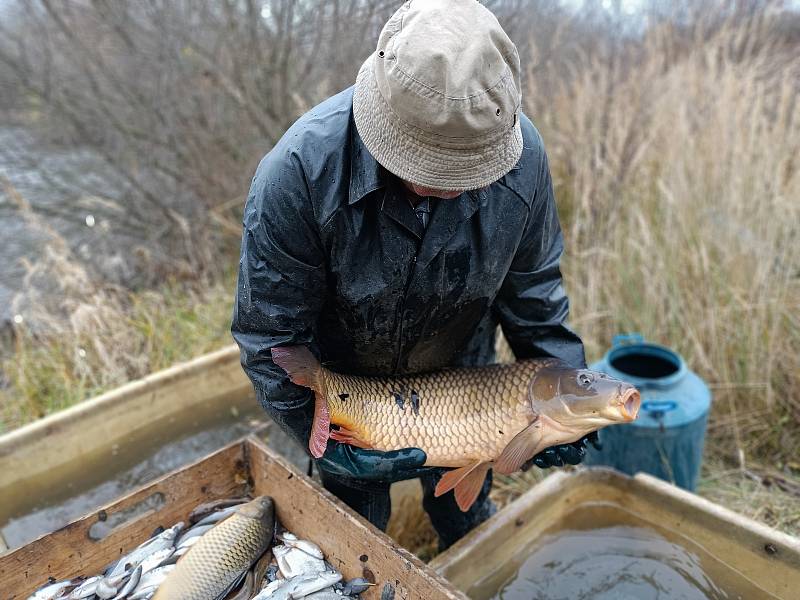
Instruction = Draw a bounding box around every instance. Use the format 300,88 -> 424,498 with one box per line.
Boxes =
324,362 -> 537,467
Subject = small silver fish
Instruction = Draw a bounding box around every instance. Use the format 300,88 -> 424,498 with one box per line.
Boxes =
175,523 -> 214,547
108,524 -> 182,578
67,576 -> 102,600
110,565 -> 142,600
128,565 -> 176,600
138,547 -> 174,574
91,570 -> 130,599
188,497 -> 249,525
95,579 -> 119,599
27,580 -> 77,600
191,504 -> 240,528
133,565 -> 175,592
128,587 -> 158,600
279,533 -> 324,560
274,544 -> 325,578
253,571 -> 342,600
175,534 -> 202,552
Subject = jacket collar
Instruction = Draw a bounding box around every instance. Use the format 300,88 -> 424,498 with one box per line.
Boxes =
348,118 -> 385,205
414,187 -> 485,272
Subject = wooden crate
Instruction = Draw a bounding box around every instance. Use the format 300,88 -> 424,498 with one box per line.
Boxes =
430,468 -> 800,599
1,436 -> 466,600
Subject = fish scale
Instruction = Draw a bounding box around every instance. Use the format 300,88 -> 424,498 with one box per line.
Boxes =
324,361 -> 547,466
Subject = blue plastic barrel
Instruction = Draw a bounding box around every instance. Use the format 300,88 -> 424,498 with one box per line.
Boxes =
584,334 -> 712,491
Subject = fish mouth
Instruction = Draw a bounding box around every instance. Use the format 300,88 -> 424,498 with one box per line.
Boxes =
620,388 -> 641,421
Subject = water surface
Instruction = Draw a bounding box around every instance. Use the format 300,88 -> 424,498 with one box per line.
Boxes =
469,504 -> 777,600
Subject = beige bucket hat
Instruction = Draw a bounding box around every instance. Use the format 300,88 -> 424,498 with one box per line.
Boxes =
353,0 -> 522,192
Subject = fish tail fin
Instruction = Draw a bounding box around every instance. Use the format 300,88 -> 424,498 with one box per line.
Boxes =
434,461 -> 491,512
271,346 -> 330,459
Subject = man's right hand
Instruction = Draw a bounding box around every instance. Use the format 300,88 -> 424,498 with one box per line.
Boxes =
316,440 -> 431,483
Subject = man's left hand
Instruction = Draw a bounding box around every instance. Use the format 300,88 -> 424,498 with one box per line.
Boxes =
316,441 -> 432,482
522,431 -> 602,470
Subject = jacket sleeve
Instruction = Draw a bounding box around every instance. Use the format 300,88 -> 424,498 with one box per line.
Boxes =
493,147 -> 587,368
231,147 -> 326,450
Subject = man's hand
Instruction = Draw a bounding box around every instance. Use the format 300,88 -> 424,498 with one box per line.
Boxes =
316,440 -> 432,482
521,431 -> 602,470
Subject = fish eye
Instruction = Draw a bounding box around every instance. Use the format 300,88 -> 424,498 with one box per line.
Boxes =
578,372 -> 594,387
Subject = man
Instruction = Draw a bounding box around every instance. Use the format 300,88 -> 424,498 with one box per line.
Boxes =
232,0 -> 596,550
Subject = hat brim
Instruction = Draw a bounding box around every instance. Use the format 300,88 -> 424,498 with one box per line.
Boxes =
353,56 -> 523,192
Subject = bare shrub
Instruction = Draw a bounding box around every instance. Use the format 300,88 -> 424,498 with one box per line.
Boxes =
0,0 -> 398,277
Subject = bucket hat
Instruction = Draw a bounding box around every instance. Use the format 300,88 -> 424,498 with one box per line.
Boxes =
353,0 -> 523,192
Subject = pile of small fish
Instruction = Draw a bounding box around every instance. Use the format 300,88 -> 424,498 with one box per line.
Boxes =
28,496 -> 374,600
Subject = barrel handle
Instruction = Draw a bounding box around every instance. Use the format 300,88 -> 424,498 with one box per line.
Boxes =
641,400 -> 678,414
612,333 -> 644,347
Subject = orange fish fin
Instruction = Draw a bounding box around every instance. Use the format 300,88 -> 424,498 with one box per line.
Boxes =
271,346 -> 330,459
494,420 -> 544,475
453,462 -> 491,512
434,461 -> 491,513
329,426 -> 372,449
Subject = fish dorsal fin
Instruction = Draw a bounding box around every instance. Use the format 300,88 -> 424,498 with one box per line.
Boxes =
434,461 -> 491,512
494,420 -> 544,475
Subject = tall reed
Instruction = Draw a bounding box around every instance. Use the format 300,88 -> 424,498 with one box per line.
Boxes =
528,10 -> 800,463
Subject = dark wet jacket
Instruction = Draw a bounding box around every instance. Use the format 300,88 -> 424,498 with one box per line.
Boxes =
232,87 -> 585,449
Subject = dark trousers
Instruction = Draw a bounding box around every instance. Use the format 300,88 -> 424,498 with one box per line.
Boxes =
318,467 -> 496,551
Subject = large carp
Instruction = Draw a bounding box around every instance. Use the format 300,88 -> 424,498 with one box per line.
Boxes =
272,347 -> 640,511
152,496 -> 274,600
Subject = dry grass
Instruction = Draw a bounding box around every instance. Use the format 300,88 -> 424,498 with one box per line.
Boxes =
698,456 -> 800,537
528,10 -> 800,466
0,180 -> 235,432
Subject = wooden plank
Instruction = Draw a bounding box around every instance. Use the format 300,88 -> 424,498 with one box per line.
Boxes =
0,345 -> 253,520
0,442 -> 246,598
246,437 -> 466,600
431,468 -> 800,599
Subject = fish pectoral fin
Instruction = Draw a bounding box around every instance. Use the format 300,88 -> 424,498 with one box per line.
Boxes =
213,567 -> 248,600
271,346 -> 330,459
494,420 -> 544,475
329,426 -> 372,449
309,388 -> 331,459
434,461 -> 491,512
